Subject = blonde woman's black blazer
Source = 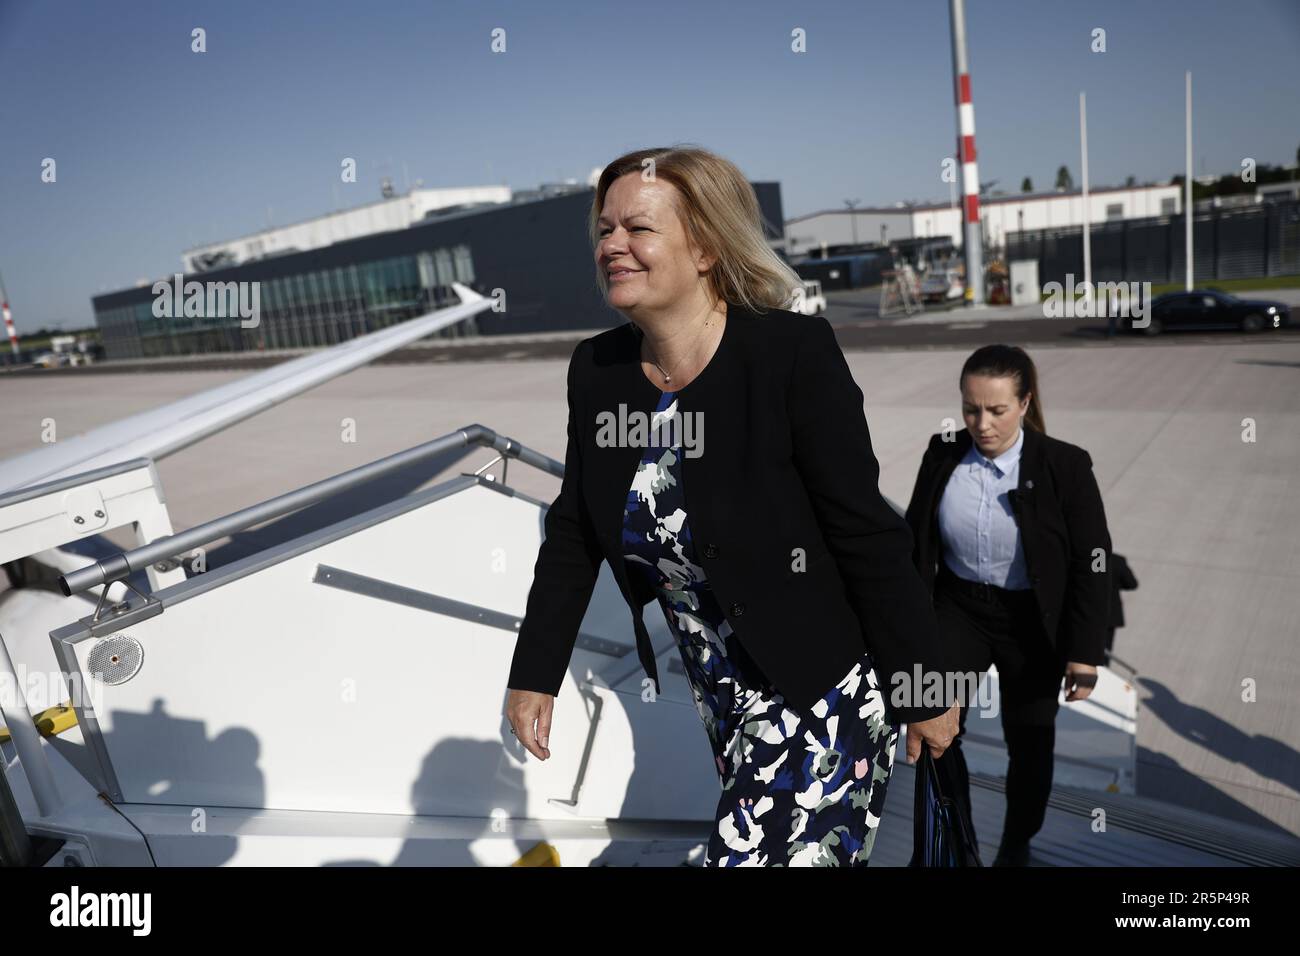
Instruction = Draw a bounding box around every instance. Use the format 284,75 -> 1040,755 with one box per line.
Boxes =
506,301 -> 950,724
903,426 -> 1113,665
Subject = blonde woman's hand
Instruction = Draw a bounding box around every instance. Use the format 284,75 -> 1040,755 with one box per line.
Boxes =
506,688 -> 554,760
905,700 -> 960,763
1063,662 -> 1098,702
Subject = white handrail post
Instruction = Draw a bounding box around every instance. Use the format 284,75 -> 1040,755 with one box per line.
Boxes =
0,630 -> 64,820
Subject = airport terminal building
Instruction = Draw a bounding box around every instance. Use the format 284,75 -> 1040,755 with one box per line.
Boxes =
786,183 -> 1184,256
91,180 -> 788,361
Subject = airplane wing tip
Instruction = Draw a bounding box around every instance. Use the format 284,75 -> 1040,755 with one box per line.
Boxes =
450,281 -> 486,304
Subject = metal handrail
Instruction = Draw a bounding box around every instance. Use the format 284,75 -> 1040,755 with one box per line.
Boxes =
0,745 -> 33,866
1,627 -> 64,843
58,424 -> 564,598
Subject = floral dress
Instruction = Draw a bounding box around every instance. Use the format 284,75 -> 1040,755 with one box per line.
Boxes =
621,389 -> 900,866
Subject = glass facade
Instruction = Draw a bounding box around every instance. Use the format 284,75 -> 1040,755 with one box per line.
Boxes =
95,244 -> 477,360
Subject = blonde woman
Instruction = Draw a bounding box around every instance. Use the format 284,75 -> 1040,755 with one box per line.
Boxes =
506,145 -> 958,866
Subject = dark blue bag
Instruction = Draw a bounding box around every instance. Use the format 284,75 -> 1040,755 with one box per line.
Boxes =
909,748 -> 983,867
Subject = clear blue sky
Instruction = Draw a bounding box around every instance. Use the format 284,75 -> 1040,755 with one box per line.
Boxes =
2,0 -> 1297,331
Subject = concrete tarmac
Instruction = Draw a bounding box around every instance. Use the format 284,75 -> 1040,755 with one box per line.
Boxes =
3,333 -> 1298,837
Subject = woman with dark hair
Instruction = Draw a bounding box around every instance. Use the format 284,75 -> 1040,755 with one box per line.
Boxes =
904,344 -> 1113,865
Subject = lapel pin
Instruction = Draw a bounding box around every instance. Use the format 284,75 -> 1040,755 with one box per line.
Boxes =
1025,479 -> 1034,489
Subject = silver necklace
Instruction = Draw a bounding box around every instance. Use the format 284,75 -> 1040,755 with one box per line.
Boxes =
641,315 -> 718,384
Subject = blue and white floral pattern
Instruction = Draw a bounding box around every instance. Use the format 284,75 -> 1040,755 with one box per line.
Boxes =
621,390 -> 899,866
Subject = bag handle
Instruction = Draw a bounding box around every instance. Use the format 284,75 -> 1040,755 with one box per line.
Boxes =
921,747 -> 983,864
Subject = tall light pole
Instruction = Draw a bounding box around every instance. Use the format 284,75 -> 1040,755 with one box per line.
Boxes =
1185,71 -> 1194,291
1080,91 -> 1092,309
949,0 -> 984,305
844,199 -> 861,247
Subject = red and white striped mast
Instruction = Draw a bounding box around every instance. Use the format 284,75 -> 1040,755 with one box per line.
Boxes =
0,270 -> 20,357
949,0 -> 985,305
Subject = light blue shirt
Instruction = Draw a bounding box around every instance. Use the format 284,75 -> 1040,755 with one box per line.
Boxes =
938,427 -> 1031,590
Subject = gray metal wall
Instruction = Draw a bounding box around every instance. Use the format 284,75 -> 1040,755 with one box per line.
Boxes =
1006,199 -> 1300,287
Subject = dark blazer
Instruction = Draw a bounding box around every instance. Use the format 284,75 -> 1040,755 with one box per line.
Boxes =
902,426 -> 1113,666
506,301 -> 950,723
